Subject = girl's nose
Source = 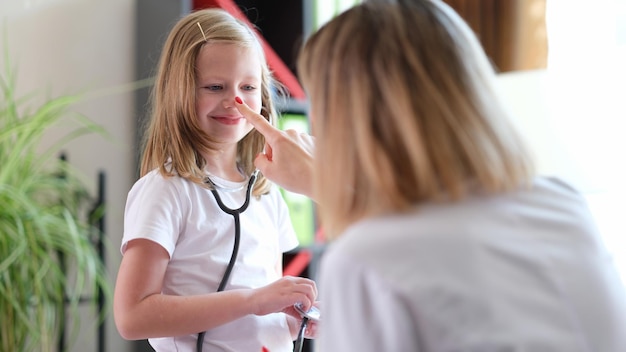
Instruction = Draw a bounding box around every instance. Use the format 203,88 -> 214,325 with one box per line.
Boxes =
222,98 -> 236,109
222,89 -> 240,109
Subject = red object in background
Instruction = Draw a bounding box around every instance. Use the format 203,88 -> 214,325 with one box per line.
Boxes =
283,249 -> 312,277
193,0 -> 306,100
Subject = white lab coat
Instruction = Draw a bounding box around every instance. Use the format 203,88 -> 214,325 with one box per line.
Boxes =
316,177 -> 626,352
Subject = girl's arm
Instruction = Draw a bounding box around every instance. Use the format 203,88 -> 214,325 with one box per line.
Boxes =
114,238 -> 317,340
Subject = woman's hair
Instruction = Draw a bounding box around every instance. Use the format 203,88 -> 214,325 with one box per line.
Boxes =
141,8 -> 281,196
297,0 -> 534,238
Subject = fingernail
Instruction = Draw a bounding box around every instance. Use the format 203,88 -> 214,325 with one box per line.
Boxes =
235,96 -> 243,104
261,347 -> 269,352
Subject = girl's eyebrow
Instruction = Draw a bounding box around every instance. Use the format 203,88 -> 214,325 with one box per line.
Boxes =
197,76 -> 261,84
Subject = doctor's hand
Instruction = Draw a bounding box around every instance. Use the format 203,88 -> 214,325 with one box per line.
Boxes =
235,97 -> 315,199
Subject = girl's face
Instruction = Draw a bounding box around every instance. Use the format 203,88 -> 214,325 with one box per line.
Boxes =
195,43 -> 263,146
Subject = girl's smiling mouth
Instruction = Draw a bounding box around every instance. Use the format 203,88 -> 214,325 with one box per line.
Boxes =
212,116 -> 242,125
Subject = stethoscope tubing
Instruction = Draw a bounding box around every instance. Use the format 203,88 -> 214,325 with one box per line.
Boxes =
197,170 -> 258,352
293,317 -> 309,352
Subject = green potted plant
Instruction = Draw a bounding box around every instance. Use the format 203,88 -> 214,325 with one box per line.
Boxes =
0,55 -> 111,351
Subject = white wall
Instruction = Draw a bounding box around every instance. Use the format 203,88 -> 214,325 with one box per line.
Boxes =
497,69 -> 626,285
1,0 -> 136,351
497,0 -> 626,285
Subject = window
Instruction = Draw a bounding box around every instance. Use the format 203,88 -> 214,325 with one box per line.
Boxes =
545,0 -> 626,284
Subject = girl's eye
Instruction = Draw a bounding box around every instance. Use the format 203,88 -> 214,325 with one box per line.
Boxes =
242,85 -> 256,91
204,85 -> 222,91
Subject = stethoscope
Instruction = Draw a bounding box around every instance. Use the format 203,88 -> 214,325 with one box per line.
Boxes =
195,170 -> 314,352
196,169 -> 259,352
293,304 -> 320,352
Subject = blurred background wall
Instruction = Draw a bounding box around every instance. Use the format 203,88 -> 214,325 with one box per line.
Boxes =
0,0 -> 135,351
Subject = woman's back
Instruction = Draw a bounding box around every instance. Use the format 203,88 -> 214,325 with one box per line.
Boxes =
317,177 -> 626,351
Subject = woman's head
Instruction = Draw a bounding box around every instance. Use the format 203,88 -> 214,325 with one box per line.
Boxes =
297,0 -> 534,237
142,8 -> 279,194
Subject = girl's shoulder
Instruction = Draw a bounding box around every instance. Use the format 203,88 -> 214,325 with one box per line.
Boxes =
130,167 -> 195,197
264,183 -> 292,205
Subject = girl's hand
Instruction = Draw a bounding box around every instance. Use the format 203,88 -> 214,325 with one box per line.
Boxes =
286,301 -> 321,340
303,317 -> 319,339
251,276 -> 317,317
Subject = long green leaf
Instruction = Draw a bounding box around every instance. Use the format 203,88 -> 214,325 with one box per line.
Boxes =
0,44 -> 112,352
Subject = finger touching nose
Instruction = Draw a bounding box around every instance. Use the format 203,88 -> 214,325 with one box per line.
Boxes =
234,96 -> 278,139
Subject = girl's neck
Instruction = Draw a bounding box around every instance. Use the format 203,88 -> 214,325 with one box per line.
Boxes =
202,149 -> 244,182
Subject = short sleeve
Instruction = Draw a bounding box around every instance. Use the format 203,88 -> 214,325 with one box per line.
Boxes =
121,171 -> 185,257
272,187 -> 299,253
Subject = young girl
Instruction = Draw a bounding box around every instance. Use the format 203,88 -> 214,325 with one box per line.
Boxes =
113,8 -> 317,352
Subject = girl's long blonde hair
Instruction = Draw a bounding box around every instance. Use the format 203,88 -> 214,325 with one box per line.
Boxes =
297,0 -> 534,238
141,8 -> 282,196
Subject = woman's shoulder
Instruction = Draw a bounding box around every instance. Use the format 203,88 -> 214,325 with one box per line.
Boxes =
327,177 -> 589,256
531,176 -> 583,196
514,176 -> 590,213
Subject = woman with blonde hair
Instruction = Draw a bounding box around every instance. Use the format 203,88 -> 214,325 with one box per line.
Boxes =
236,0 -> 626,350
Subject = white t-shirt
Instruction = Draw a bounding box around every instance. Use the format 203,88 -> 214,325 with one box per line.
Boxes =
316,177 -> 626,352
122,169 -> 299,352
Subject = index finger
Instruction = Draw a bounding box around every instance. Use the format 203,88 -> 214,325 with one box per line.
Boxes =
235,96 -> 280,140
